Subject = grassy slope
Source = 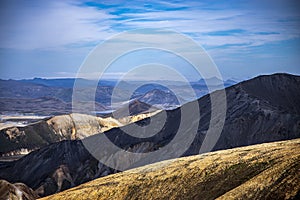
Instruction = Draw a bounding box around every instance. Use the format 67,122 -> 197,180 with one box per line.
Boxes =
41,138 -> 300,200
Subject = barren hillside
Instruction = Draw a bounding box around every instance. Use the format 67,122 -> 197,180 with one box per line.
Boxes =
41,138 -> 300,200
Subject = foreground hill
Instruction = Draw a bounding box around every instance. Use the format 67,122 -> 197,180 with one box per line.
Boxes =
41,138 -> 300,200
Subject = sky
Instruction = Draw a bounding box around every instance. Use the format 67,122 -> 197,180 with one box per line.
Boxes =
0,0 -> 300,81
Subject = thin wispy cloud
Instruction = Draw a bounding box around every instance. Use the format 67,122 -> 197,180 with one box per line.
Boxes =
0,0 -> 116,49
0,0 -> 299,79
113,3 -> 299,49
2,0 -> 299,50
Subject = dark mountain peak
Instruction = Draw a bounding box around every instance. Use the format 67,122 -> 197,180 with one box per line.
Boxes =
236,73 -> 299,87
231,73 -> 300,114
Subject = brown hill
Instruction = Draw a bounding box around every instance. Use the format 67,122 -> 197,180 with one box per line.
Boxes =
41,138 -> 300,200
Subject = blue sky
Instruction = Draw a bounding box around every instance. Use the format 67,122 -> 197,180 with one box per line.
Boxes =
0,0 -> 300,80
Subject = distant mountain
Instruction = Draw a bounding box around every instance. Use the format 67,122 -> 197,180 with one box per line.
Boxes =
1,73 -> 299,197
0,79 -> 127,112
224,78 -> 238,86
194,77 -> 237,86
21,78 -> 81,88
21,78 -> 118,88
195,76 -> 223,86
0,78 -> 176,110
138,89 -> 180,109
0,79 -> 72,102
0,77 -> 238,116
41,138 -> 300,200
0,97 -> 107,115
131,83 -> 170,95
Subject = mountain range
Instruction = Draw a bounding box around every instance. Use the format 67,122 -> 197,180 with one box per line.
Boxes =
0,73 -> 299,197
0,77 -> 237,115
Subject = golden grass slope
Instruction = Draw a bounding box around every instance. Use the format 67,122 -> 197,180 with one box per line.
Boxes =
41,138 -> 300,200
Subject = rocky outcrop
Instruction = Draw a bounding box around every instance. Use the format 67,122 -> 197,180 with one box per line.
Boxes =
0,119 -> 61,156
0,179 -> 39,200
41,138 -> 300,200
0,112 -> 159,156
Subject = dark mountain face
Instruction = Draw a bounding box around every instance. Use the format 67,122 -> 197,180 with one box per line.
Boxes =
0,140 -> 102,197
239,74 -> 300,114
112,99 -> 158,118
0,140 -> 156,197
190,73 -> 300,153
0,73 -> 299,197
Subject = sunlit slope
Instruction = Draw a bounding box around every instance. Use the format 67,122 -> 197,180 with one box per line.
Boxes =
41,138 -> 300,200
0,111 -> 160,156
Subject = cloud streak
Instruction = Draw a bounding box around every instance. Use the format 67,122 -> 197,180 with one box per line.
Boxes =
1,0 -> 299,50
0,0 -> 299,79
0,0 -> 116,49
